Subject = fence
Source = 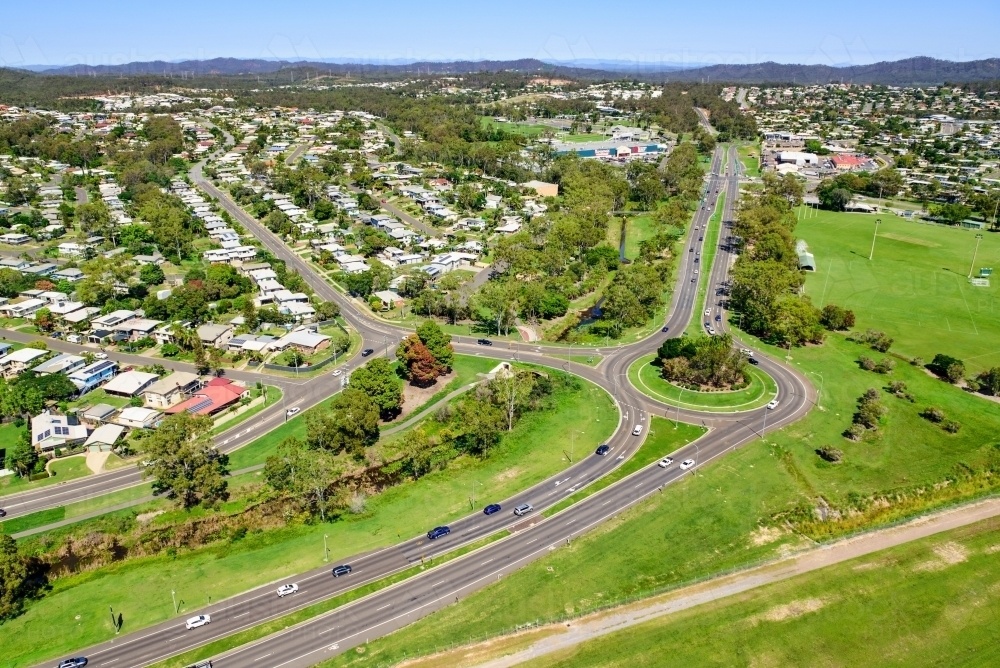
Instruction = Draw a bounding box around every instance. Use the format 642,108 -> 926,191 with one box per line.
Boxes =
260,319 -> 351,373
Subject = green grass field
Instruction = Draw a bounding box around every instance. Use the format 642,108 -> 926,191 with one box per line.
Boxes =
0,453 -> 92,498
0,368 -> 617,668
737,143 -> 761,177
523,515 -> 1000,667
628,354 -> 777,412
479,117 -> 551,137
795,210 -> 1000,372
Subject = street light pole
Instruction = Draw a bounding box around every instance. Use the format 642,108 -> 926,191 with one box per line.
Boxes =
869,218 -> 882,261
761,405 -> 768,441
323,534 -> 329,562
968,233 -> 984,278
675,386 -> 682,428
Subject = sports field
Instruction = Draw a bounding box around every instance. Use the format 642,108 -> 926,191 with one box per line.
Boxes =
795,210 -> 1000,372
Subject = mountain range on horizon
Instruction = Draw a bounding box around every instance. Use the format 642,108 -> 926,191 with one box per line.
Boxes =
11,55 -> 1000,85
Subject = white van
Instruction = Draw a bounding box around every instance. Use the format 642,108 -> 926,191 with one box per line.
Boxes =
632,425 -> 643,436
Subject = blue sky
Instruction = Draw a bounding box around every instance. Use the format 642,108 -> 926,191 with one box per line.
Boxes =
2,0 -> 998,68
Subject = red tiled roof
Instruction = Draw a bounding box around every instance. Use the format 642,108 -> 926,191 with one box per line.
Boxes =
165,380 -> 247,415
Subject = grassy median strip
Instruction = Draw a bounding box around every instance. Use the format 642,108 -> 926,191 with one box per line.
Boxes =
543,418 -> 706,519
145,530 -> 510,668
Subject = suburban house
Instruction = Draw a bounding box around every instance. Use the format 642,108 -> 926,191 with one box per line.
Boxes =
164,378 -> 250,416
103,370 -> 159,397
373,290 -> 404,310
115,406 -> 161,429
31,410 -> 89,452
0,348 -> 49,378
1,298 -> 47,318
32,353 -> 86,376
68,360 -> 118,394
270,330 -> 332,355
81,402 -> 118,425
113,318 -> 162,342
52,267 -> 84,283
91,310 -> 136,329
143,372 -> 203,408
197,323 -> 234,349
227,334 -> 277,354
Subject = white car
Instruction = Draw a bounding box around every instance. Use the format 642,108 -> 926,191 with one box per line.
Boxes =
632,425 -> 643,436
679,459 -> 695,471
185,614 -> 211,630
704,309 -> 711,316
332,369 -> 343,377
741,348 -> 753,356
277,583 -> 298,598
657,457 -> 674,468
94,352 -> 108,360
766,399 -> 779,410
286,407 -> 301,417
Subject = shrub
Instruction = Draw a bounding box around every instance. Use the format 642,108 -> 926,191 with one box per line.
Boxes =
849,328 -> 893,352
820,304 -> 856,331
845,423 -> 867,441
873,358 -> 896,374
921,406 -> 945,423
910,356 -> 924,367
943,420 -> 961,433
889,380 -> 907,394
816,446 -> 844,463
858,355 -> 876,371
928,354 -> 964,382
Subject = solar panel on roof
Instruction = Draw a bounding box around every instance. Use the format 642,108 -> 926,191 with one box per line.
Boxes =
185,398 -> 214,414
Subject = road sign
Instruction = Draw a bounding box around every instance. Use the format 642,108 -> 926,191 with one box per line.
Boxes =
970,278 -> 990,287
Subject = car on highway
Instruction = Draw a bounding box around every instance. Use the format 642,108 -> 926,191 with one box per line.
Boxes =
704,321 -> 711,329
699,236 -> 704,241
286,407 -> 300,417
57,659 -> 88,668
704,309 -> 711,316
657,457 -> 674,468
632,424 -> 643,436
332,369 -> 343,377
748,357 -> 760,366
708,327 -> 716,335
0,508 -> 6,517
679,459 -> 695,471
276,583 -> 299,597
741,348 -> 753,356
689,247 -> 694,252
715,314 -> 722,321
332,564 -> 353,577
595,444 -> 611,456
185,614 -> 211,630
693,268 -> 699,274
661,326 -> 669,333
513,503 -> 534,516
426,526 -> 451,540
483,503 -> 502,515
477,338 -> 493,346
694,257 -> 699,263
94,352 -> 108,360
766,399 -> 779,410
361,348 -> 375,357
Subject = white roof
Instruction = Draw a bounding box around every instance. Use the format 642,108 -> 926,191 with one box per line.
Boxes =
274,330 -> 330,349
1,348 -> 48,364
117,406 -> 160,422
84,423 -> 125,447
103,370 -> 159,395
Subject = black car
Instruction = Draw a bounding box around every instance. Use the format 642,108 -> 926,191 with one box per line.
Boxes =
477,338 -> 493,346
595,444 -> 611,456
58,660 -> 88,668
0,508 -> 6,517
694,257 -> 699,263
715,314 -> 722,321
661,326 -> 669,333
748,357 -> 760,366
332,564 -> 352,577
483,503 -> 502,515
427,526 -> 451,540
689,247 -> 694,252
699,236 -> 704,241
361,348 -> 374,357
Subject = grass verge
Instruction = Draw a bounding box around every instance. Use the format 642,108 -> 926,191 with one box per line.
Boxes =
628,353 -> 777,412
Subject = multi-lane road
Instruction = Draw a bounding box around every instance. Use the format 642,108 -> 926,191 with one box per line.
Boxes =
22,143 -> 815,668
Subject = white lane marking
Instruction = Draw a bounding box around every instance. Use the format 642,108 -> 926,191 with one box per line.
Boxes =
232,612 -> 250,618
376,604 -> 391,611
481,558 -> 494,565
432,580 -> 446,587
525,538 -> 537,544
254,653 -> 273,662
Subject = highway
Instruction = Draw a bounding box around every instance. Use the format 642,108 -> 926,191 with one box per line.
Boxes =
25,143 -> 815,668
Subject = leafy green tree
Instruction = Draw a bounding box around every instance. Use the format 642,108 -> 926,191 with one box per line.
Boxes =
263,437 -> 343,520
976,367 -> 1000,396
75,201 -> 112,236
820,304 -> 856,331
139,263 -> 165,286
4,430 -> 37,478
416,320 -> 454,371
347,357 -> 402,420
307,389 -> 380,457
139,412 -> 228,508
0,533 -> 45,621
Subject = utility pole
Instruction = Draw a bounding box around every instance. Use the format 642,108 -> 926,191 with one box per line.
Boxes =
868,218 -> 881,261
323,534 -> 329,562
171,589 -> 178,614
968,233 -> 984,278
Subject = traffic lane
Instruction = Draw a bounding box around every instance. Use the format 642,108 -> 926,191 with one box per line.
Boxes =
216,429 -> 718,668
0,468 -> 146,518
70,411 -> 645,668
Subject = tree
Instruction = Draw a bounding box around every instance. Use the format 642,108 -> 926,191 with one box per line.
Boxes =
282,349 -> 306,368
820,304 -> 855,331
416,320 -> 454,371
307,389 -> 380,457
454,396 -> 506,454
397,335 -> 443,386
193,339 -> 210,375
139,263 -> 165,286
976,367 -> 1000,396
139,412 -> 228,508
4,430 -> 37,478
0,534 -> 44,622
263,437 -> 343,520
488,369 -> 535,432
75,201 -> 112,236
476,280 -> 519,336
33,308 -> 56,332
348,357 -> 402,420
818,186 -> 852,211
241,298 -> 259,331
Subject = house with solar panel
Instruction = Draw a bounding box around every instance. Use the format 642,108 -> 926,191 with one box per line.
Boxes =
164,378 -> 251,417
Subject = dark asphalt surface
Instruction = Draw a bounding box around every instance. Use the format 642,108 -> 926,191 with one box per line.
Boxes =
29,144 -> 816,668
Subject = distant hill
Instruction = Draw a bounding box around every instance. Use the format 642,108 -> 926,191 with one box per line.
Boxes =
28,56 -> 1000,85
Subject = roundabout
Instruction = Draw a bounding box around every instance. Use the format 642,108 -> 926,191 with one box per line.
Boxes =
627,353 -> 778,412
